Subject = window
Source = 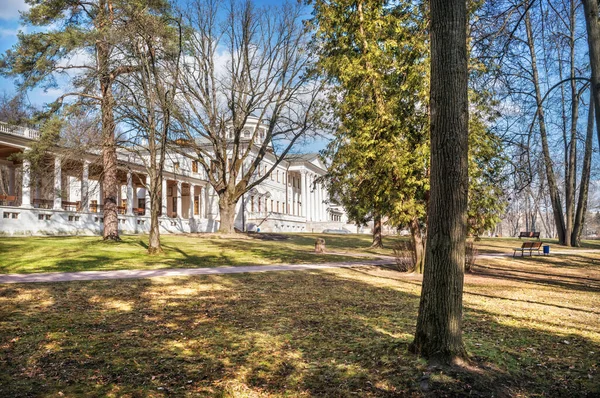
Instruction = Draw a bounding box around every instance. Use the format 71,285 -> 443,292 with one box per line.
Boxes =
121,199 -> 127,208
270,199 -> 273,212
258,197 -> 262,213
194,196 -> 200,215
276,170 -> 279,182
174,161 -> 180,171
276,201 -> 279,213
138,198 -> 145,209
242,128 -> 251,138
251,196 -> 254,212
192,161 -> 198,173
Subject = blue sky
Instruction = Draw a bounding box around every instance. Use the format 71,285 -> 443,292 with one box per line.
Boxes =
0,0 -> 327,153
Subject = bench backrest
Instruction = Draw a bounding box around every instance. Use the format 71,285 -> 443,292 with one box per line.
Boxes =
521,242 -> 542,249
520,231 -> 540,238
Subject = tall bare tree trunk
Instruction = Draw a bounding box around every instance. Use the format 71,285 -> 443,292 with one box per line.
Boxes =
409,217 -> 425,274
583,0 -> 600,157
524,5 -> 567,245
572,93 -> 595,246
98,0 -> 119,241
371,213 -> 383,248
410,0 -> 468,363
565,0 -> 579,245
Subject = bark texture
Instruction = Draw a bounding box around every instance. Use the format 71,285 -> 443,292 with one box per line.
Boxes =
218,194 -> 237,234
410,0 -> 468,363
98,0 -> 119,241
371,213 -> 383,248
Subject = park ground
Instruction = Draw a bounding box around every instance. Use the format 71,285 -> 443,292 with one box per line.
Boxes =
0,234 -> 598,396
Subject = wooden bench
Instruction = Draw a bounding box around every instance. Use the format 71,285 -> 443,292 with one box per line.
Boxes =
519,231 -> 540,240
513,241 -> 543,257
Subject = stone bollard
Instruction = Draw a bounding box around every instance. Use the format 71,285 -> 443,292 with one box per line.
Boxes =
315,238 -> 326,253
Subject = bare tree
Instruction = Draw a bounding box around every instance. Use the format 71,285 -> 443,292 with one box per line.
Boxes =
114,10 -> 182,254
175,0 -> 324,233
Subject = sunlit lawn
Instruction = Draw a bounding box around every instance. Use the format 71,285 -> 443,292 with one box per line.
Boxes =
0,233 -> 397,274
0,250 -> 598,397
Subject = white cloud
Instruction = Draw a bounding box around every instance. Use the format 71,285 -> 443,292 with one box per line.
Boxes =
0,28 -> 18,38
0,0 -> 29,21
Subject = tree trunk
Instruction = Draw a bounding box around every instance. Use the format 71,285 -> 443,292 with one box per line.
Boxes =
218,194 -> 237,234
410,217 -> 425,274
572,93 -> 594,247
583,0 -> 600,149
371,213 -> 383,248
524,4 -> 567,245
410,0 -> 469,364
100,85 -> 120,241
148,173 -> 163,255
565,0 -> 579,246
97,1 -> 119,241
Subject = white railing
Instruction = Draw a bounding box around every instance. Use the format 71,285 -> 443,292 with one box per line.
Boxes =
0,122 -> 40,140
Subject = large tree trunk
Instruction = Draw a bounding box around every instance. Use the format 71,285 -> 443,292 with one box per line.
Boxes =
410,0 -> 468,364
98,0 -> 119,241
409,217 -> 425,274
218,194 -> 237,234
370,213 -> 383,248
524,5 -> 567,245
572,94 -> 594,247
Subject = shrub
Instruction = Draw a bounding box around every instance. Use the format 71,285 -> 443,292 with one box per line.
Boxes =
393,240 -> 416,272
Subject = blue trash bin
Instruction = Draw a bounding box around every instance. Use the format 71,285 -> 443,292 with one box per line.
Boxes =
543,245 -> 550,255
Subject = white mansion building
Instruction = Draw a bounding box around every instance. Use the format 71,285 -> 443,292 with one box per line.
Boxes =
0,118 -> 353,236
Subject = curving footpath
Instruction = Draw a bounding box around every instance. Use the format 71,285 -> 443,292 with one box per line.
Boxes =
2,249 -> 599,285
0,258 -> 395,284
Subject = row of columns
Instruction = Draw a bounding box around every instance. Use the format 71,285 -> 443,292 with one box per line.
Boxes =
18,156 -> 206,219
300,170 -> 326,222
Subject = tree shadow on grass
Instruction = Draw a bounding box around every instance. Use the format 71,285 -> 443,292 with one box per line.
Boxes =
0,269 -> 598,397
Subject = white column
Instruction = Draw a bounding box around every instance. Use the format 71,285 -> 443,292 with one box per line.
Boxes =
176,180 -> 182,218
145,175 -> 151,216
189,184 -> 195,218
53,157 -> 62,210
316,181 -> 321,221
301,171 -> 307,218
8,167 -> 15,196
319,183 -> 325,221
126,171 -> 134,215
308,173 -> 314,221
20,159 -> 32,208
81,160 -> 90,212
161,178 -> 168,216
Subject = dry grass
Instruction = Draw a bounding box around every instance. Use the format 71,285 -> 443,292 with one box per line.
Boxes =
0,250 -> 598,397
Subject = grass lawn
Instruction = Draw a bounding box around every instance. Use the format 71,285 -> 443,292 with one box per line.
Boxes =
0,233 -> 397,274
0,250 -> 598,397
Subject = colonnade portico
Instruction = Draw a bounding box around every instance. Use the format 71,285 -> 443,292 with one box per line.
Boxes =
14,153 -> 207,220
298,169 -> 327,222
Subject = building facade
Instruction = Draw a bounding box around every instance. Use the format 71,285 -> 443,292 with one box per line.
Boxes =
0,120 -> 354,236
